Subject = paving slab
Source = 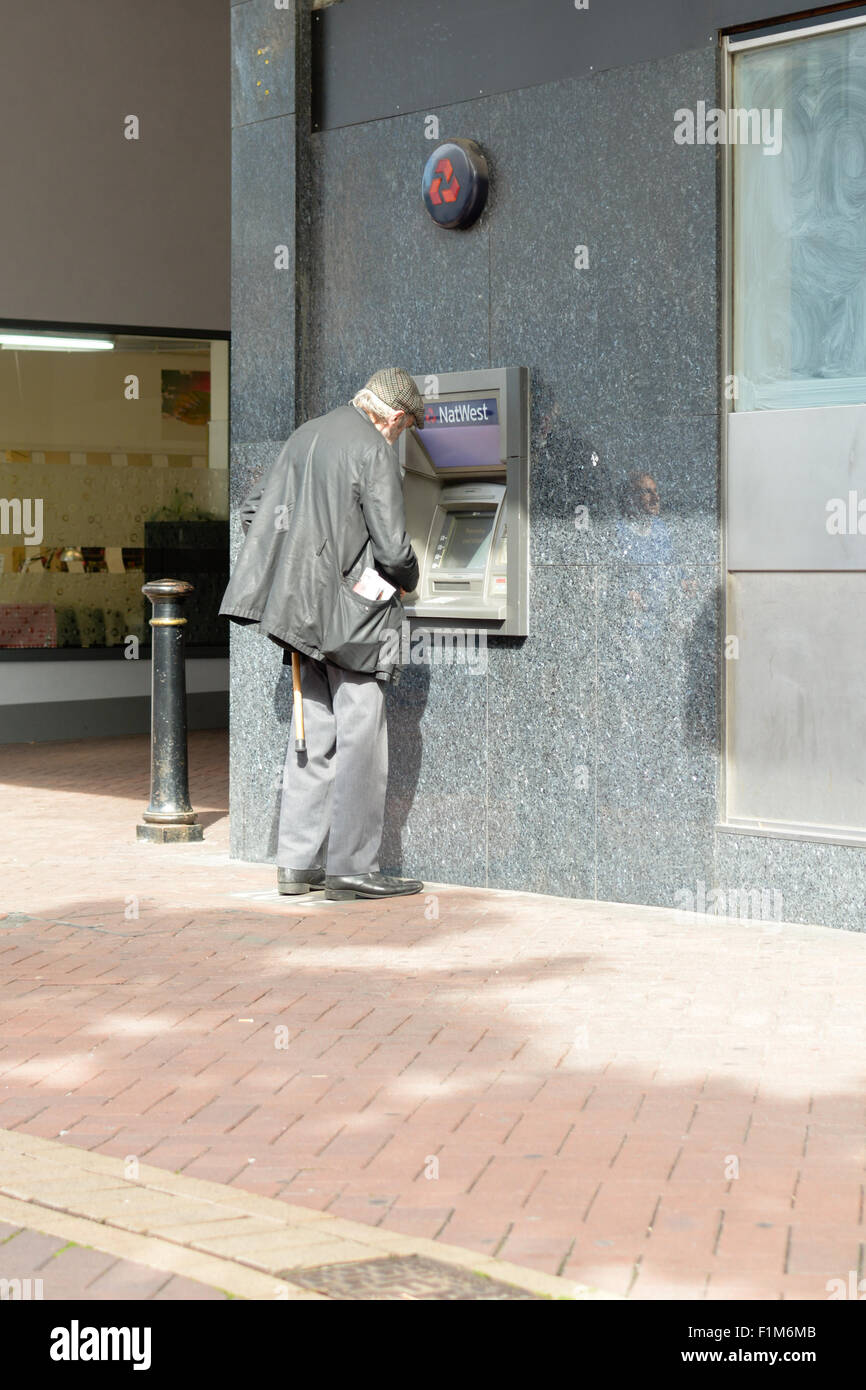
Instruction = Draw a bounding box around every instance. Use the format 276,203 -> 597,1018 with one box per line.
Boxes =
1,730 -> 864,1300
0,1130 -> 594,1299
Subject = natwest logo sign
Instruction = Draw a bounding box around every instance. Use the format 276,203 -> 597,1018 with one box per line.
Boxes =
428,155 -> 460,205
424,397 -> 499,427
422,139 -> 489,230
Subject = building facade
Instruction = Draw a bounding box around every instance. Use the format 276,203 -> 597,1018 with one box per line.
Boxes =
228,0 -> 866,932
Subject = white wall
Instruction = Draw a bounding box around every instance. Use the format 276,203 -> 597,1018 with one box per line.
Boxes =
0,657 -> 229,706
0,0 -> 229,331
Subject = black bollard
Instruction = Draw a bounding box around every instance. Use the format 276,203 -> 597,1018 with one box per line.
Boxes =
136,578 -> 203,843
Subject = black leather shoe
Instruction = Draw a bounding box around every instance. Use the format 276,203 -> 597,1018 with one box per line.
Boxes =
278,867 -> 325,895
324,872 -> 424,901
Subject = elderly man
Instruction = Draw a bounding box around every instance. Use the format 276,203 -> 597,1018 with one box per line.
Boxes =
220,368 -> 425,901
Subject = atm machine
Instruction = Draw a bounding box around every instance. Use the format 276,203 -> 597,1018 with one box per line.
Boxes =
398,367 -> 529,636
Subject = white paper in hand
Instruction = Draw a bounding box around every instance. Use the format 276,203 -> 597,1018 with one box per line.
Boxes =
352,567 -> 396,601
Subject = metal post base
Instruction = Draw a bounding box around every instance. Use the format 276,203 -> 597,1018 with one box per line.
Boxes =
136,822 -> 204,843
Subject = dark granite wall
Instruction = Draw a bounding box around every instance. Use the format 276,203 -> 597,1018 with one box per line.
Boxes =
311,0 -> 866,131
228,0 -> 725,914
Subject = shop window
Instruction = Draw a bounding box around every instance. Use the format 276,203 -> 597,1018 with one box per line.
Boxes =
0,331 -> 229,651
732,24 -> 866,411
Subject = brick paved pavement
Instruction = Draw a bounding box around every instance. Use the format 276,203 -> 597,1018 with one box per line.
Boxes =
0,1220 -> 230,1300
1,731 -> 865,1300
0,1128 -> 592,1300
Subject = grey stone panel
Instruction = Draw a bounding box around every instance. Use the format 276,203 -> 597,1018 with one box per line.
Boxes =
594,562 -> 720,905
595,414 -> 720,566
488,79 -> 601,427
301,101 -> 492,420
488,49 -> 721,430
231,117 -> 297,443
382,648 -> 487,888
486,564 -> 597,898
228,623 -> 290,862
714,831 -> 866,936
524,413 -> 719,570
224,461 -> 291,863
232,0 -> 296,129
312,0 -> 794,131
487,52 -> 721,598
227,440 -> 285,518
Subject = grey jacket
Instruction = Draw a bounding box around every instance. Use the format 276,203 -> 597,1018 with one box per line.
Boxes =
219,404 -> 419,680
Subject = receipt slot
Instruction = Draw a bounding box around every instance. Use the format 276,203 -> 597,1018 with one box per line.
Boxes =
398,367 -> 529,635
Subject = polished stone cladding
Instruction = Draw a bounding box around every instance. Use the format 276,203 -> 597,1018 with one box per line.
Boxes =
228,5 -> 866,930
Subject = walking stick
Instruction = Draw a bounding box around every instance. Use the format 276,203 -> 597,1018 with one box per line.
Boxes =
291,650 -> 306,753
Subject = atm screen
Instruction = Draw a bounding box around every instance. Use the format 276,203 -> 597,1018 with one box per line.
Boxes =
420,394 -> 501,470
439,511 -> 495,571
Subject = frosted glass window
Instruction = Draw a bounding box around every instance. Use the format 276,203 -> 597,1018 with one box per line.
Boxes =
733,27 -> 866,411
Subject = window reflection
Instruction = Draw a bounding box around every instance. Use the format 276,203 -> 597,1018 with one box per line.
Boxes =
733,27 -> 866,410
0,334 -> 228,648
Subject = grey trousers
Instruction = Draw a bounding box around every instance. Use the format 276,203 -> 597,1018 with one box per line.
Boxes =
276,655 -> 387,876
